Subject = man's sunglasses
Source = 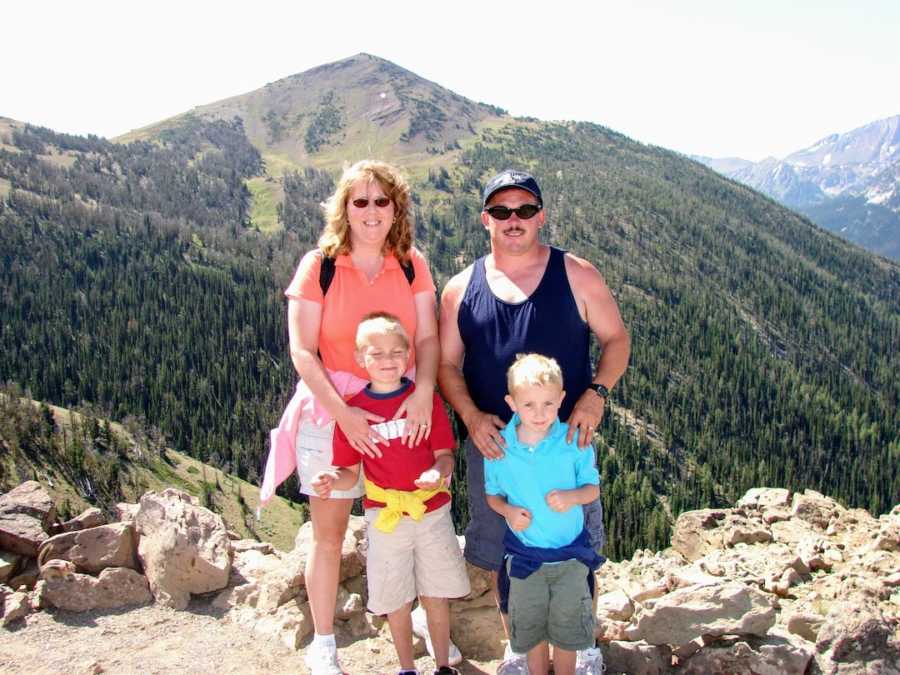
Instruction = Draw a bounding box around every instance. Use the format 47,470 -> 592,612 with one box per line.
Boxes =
351,197 -> 392,209
484,204 -> 542,220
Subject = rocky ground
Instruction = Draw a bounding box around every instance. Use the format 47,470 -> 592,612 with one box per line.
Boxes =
0,601 -> 502,674
2,481 -> 899,674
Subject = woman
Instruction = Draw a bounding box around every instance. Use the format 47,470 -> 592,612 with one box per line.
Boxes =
260,160 -> 440,675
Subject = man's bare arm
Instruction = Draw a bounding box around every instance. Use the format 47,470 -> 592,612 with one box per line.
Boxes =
438,269 -> 506,458
564,254 -> 631,446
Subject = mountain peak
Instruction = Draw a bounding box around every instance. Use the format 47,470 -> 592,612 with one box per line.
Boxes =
121,53 -> 505,170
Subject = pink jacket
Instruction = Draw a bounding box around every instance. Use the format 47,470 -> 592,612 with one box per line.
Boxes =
258,368 -> 415,510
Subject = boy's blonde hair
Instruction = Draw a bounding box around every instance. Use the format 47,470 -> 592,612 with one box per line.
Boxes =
355,312 -> 410,350
507,353 -> 564,393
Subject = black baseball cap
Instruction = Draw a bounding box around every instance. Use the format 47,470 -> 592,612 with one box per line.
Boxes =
482,170 -> 543,208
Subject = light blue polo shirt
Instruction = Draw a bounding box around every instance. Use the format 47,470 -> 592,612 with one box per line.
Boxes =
484,415 -> 600,549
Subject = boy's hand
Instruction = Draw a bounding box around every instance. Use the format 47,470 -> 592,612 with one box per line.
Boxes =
414,469 -> 443,491
311,470 -> 339,499
546,489 -> 576,512
505,506 -> 532,531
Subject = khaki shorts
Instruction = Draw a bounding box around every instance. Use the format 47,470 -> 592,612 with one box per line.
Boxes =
365,503 -> 471,615
296,420 -> 365,499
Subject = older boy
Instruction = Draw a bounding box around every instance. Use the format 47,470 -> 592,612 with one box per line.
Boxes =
312,312 -> 470,675
485,354 -> 604,675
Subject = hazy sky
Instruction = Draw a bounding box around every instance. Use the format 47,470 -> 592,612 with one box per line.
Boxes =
4,0 -> 898,161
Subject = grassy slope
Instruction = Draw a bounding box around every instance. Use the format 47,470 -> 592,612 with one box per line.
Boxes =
0,399 -> 303,552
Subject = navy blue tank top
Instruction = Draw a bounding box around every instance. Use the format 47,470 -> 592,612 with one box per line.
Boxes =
458,247 -> 592,424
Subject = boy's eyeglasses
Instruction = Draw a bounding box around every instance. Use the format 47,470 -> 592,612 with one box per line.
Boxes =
351,197 -> 392,209
484,204 -> 542,220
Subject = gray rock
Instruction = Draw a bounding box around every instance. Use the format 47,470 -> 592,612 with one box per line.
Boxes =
792,490 -> 841,530
1,589 -> 31,625
813,604 -> 900,674
0,512 -> 47,558
0,551 -> 20,583
0,482 -> 57,556
59,507 -> 106,533
681,634 -> 813,675
737,488 -> 792,511
231,539 -> 275,555
631,582 -> 776,647
0,481 -> 56,528
596,589 -> 635,622
787,611 -> 826,642
34,567 -> 151,612
670,509 -> 728,562
604,641 -> 673,675
9,558 -> 39,591
114,503 -> 139,522
38,522 -> 138,574
133,489 -> 231,610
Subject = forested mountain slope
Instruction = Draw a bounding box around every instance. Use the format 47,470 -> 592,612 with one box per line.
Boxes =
1,55 -> 898,560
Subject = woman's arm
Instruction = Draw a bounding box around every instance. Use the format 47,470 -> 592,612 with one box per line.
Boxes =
395,290 -> 439,446
288,297 -> 385,457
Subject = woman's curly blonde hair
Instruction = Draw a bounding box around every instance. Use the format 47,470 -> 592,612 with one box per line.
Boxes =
318,160 -> 413,261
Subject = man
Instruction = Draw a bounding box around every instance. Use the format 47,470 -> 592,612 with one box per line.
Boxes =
438,169 -> 630,675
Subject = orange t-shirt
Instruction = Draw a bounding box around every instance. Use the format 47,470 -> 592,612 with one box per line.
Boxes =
285,248 -> 436,380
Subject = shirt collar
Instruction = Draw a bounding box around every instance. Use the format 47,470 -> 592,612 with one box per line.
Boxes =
363,377 -> 412,400
502,414 -> 565,451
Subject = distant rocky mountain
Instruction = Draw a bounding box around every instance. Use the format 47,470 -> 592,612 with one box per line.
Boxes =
695,115 -> 900,259
120,52 -> 504,168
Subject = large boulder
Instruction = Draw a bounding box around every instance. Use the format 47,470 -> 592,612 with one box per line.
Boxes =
34,566 -> 151,612
38,522 -> 138,574
0,481 -> 56,556
133,489 -> 231,610
630,582 -> 776,648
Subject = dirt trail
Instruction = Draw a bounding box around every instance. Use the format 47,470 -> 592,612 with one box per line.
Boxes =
0,601 -> 502,675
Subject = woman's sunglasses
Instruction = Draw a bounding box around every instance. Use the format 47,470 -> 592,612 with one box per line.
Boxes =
484,204 -> 542,220
351,197 -> 392,209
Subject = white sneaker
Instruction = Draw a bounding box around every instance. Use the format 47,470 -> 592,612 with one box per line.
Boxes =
410,604 -> 463,666
304,641 -> 343,675
497,643 -> 529,675
575,646 -> 606,675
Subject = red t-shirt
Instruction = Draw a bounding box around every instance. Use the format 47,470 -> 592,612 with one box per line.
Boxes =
332,381 -> 455,512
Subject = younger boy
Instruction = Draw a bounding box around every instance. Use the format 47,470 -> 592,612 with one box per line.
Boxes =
485,354 -> 604,675
312,312 -> 470,675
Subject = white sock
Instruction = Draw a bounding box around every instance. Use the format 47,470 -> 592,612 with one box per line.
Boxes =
312,633 -> 336,649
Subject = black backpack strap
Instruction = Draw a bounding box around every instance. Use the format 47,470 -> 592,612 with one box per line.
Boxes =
319,252 -> 337,296
400,258 -> 416,286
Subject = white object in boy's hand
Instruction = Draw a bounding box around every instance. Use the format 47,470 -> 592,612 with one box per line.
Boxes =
413,468 -> 443,490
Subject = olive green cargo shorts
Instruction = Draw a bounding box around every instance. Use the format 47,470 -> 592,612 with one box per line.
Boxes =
507,558 -> 595,653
